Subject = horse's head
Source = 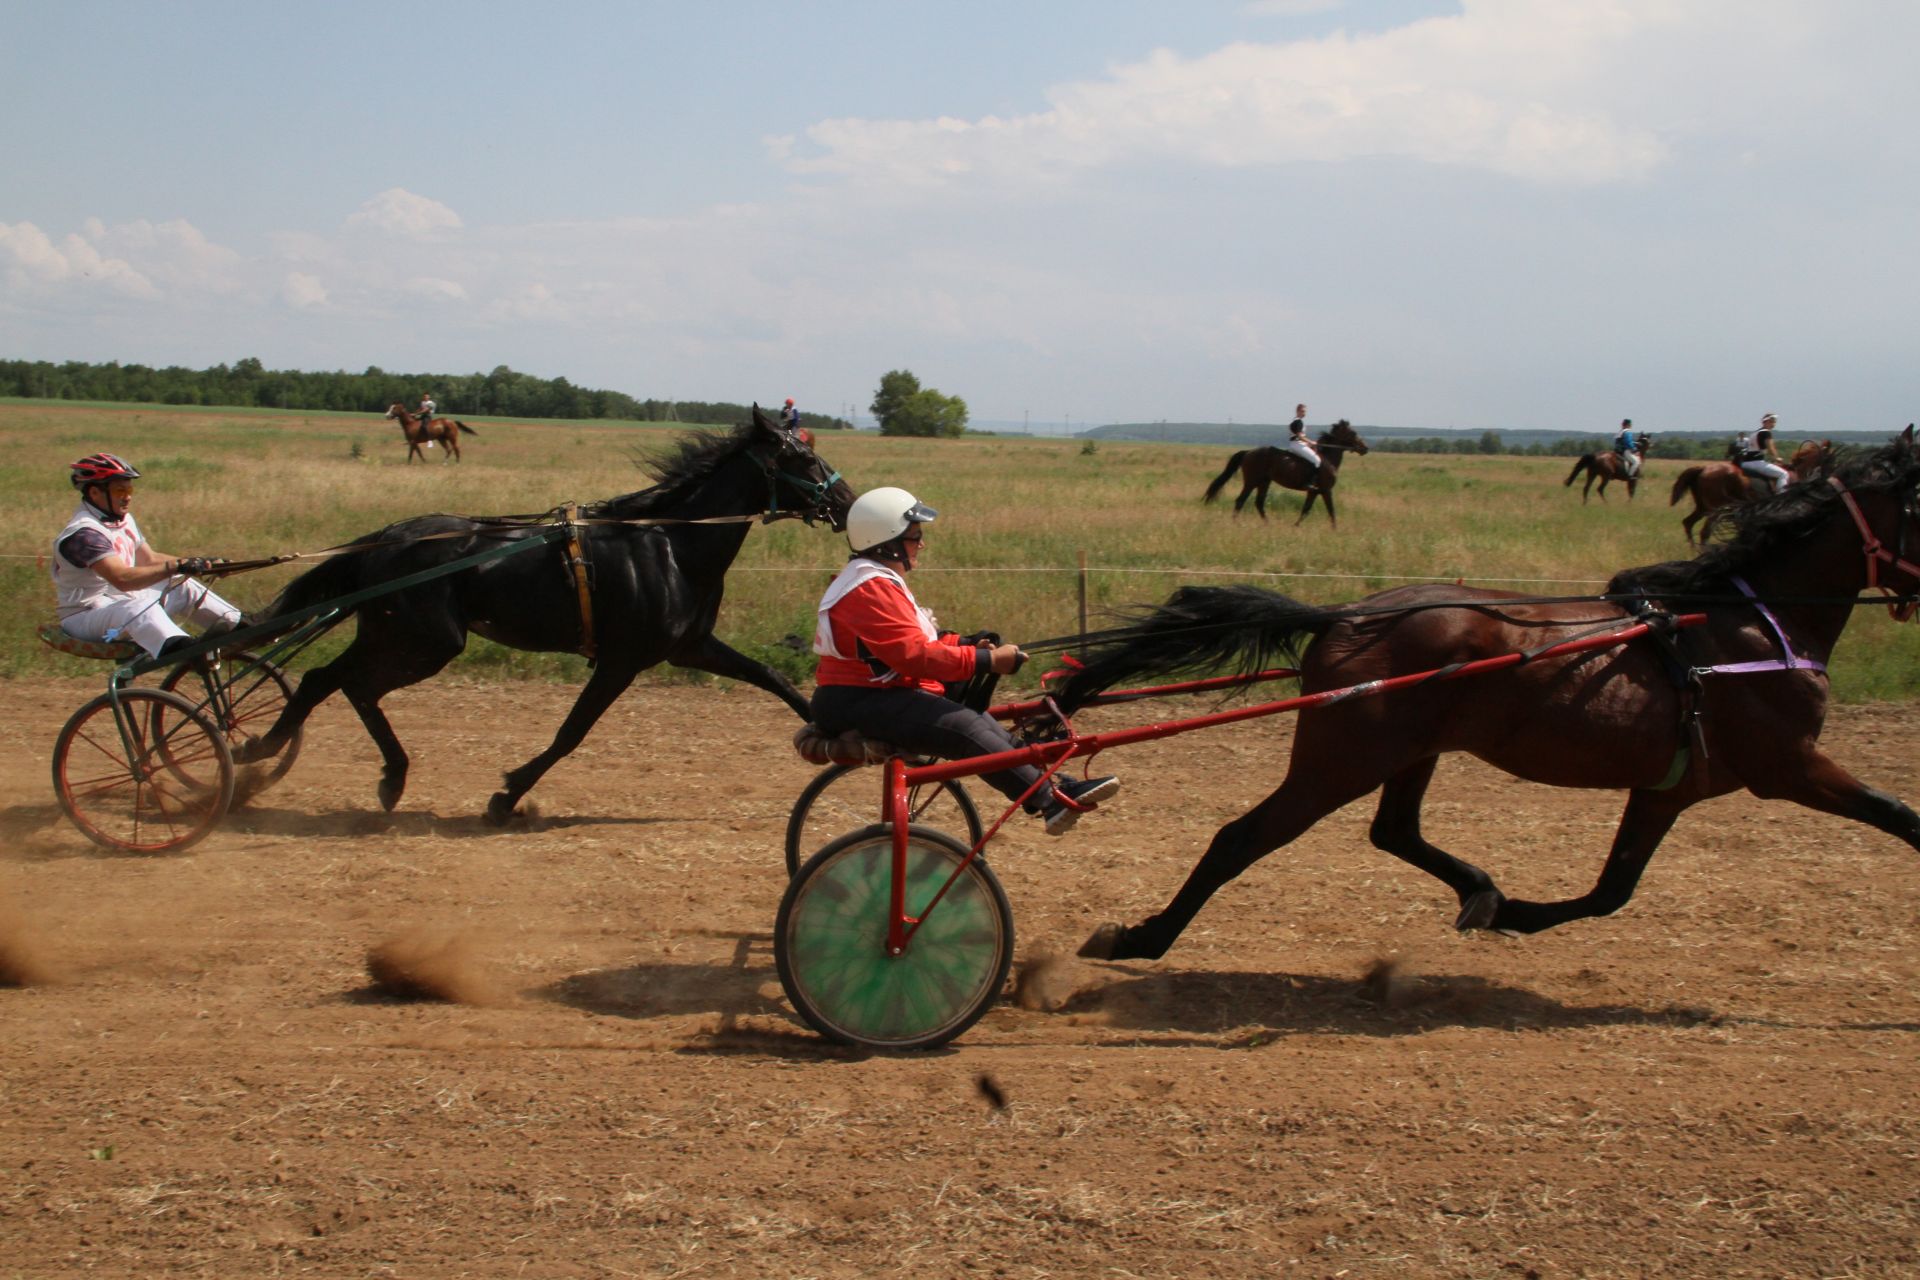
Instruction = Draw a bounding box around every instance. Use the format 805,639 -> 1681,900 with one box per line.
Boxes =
385,404 -> 404,420
1323,420 -> 1369,455
748,403 -> 855,531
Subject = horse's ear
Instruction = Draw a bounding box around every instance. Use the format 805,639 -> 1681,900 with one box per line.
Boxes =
1904,424 -> 1916,446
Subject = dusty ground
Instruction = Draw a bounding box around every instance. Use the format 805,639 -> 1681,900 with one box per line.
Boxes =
4,675 -> 1920,1278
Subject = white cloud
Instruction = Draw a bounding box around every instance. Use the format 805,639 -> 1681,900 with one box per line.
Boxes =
281,272 -> 328,309
405,276 -> 468,301
345,188 -> 464,237
1241,0 -> 1342,15
0,220 -> 158,298
785,2 -> 1675,189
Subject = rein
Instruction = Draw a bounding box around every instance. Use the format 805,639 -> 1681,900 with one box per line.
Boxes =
1827,474 -> 1920,620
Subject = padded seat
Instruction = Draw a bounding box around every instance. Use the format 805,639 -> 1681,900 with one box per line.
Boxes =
37,621 -> 139,662
791,723 -> 907,767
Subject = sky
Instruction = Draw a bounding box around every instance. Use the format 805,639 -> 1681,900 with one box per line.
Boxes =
3,0 -> 1915,435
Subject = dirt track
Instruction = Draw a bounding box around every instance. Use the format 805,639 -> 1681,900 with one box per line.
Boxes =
5,676 -> 1920,1277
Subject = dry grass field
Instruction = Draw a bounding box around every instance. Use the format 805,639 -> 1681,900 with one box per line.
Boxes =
8,402 -> 1920,1276
8,400 -> 1919,699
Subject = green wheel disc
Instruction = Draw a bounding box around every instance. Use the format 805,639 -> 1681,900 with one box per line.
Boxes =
776,823 -> 1012,1050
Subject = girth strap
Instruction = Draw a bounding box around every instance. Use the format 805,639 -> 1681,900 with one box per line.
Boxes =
562,503 -> 596,662
1618,597 -> 1707,792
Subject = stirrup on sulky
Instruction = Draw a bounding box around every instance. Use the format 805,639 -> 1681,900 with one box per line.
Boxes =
792,723 -> 904,767
37,621 -> 139,662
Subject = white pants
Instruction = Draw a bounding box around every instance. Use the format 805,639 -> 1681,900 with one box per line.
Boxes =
61,579 -> 242,658
1283,438 -> 1321,470
1620,451 -> 1640,477
1741,460 -> 1791,494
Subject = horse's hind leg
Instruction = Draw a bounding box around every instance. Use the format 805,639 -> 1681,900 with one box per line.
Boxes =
1368,757 -> 1503,928
1080,766 -> 1379,962
487,661 -> 640,824
1486,790 -> 1687,934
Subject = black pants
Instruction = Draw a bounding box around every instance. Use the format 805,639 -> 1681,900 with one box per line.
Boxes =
811,685 -> 1049,809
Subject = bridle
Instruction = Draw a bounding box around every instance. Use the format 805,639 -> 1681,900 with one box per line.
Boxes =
755,427 -> 846,527
1828,474 -> 1920,621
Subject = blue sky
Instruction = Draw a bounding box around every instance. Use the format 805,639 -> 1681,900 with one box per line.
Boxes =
4,1 -> 1914,434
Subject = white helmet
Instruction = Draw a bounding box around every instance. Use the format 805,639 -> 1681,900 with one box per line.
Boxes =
846,486 -> 937,555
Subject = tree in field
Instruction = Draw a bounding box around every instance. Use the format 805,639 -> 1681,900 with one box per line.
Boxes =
870,369 -> 969,437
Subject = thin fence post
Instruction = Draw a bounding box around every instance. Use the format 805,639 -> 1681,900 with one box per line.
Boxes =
1077,549 -> 1088,652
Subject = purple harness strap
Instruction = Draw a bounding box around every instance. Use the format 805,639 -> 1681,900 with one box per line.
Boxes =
1694,576 -> 1826,676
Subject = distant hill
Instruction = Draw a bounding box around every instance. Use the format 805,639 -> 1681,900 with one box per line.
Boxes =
1086,421 -> 1906,449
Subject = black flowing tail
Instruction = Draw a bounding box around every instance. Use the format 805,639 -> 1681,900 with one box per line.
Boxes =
456,420 -> 478,436
1564,455 -> 1594,486
1053,584 -> 1337,712
1203,451 -> 1249,503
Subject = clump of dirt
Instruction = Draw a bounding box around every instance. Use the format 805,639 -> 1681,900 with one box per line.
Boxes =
1011,950 -> 1077,1011
1360,954 -> 1405,1006
0,900 -> 64,987
364,928 -> 504,1005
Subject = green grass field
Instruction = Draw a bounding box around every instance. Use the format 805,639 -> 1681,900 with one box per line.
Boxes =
9,400 -> 1920,702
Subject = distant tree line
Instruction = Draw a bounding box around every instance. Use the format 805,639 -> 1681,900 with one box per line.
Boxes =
1372,432 -> 1820,461
0,357 -> 851,430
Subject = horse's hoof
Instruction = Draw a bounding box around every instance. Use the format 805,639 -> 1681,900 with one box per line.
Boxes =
377,778 -> 404,812
1077,922 -> 1125,960
1454,890 -> 1505,932
483,793 -> 516,827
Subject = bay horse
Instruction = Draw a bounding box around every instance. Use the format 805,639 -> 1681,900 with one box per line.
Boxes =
1202,421 -> 1370,527
242,406 -> 854,822
1563,440 -> 1648,503
1671,439 -> 1833,546
1066,428 -> 1920,963
385,403 -> 479,463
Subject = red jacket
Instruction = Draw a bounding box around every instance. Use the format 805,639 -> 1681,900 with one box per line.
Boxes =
813,559 -> 978,692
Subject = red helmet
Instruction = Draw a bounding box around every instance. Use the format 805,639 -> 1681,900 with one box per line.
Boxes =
784,398 -> 795,406
70,452 -> 141,489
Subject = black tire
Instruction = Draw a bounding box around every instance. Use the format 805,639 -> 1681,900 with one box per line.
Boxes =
158,650 -> 302,795
53,688 -> 233,854
776,823 -> 1013,1051
784,763 -> 983,877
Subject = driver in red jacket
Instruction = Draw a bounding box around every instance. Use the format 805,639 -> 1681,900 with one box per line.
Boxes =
811,486 -> 1119,835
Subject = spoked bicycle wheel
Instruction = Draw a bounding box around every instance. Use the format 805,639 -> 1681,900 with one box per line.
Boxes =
784,763 -> 983,876
158,650 -> 302,794
776,823 -> 1013,1050
53,688 -> 234,854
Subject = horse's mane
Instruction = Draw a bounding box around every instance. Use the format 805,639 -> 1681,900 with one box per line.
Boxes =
1611,438 -> 1920,599
596,421 -> 759,517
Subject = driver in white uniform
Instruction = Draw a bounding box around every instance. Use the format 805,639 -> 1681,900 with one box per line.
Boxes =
52,453 -> 244,659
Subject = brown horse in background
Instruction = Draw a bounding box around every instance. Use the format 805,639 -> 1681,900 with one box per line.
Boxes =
1065,428 -> 1920,963
1202,420 -> 1370,527
385,404 -> 479,463
1564,440 -> 1648,502
1671,439 -> 1832,545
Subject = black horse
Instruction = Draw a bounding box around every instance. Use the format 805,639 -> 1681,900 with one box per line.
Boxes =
242,406 -> 854,822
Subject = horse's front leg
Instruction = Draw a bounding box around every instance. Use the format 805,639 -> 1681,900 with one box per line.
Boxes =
1749,751 -> 1920,852
488,660 -> 641,824
1485,789 -> 1689,934
669,633 -> 811,718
